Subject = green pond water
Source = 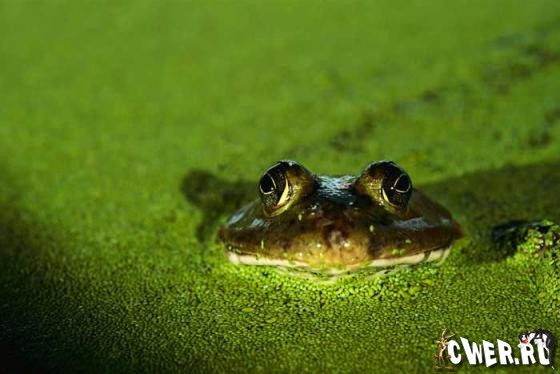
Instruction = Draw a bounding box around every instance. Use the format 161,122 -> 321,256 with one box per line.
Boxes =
1,1 -> 559,372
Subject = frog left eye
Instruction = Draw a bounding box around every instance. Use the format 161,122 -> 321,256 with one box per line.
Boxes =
354,160 -> 413,210
258,160 -> 316,216
259,165 -> 291,212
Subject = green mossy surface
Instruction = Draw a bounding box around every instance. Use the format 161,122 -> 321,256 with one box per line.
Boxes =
1,1 -> 560,372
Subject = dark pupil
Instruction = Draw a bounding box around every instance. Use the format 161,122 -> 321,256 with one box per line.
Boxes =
394,174 -> 410,192
380,164 -> 412,208
259,173 -> 275,194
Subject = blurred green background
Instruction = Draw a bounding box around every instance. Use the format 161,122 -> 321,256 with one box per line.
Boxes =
1,0 -> 560,372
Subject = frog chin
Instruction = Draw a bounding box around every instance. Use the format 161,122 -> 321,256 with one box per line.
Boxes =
227,252 -> 310,268
226,246 -> 451,276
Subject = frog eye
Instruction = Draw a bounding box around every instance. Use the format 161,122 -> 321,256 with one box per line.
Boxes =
382,172 -> 412,207
355,160 -> 413,210
258,166 -> 290,211
258,160 -> 316,216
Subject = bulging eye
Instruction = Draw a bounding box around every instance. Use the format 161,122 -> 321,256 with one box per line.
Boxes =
258,160 -> 316,216
259,166 -> 290,212
382,172 -> 412,207
354,160 -> 413,210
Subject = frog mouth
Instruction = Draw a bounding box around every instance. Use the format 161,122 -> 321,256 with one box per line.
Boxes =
226,246 -> 451,276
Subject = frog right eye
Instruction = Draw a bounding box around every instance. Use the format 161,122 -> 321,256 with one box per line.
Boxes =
354,160 -> 413,211
258,160 -> 316,216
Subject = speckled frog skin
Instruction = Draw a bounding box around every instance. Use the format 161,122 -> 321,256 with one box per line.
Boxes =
219,160 -> 462,274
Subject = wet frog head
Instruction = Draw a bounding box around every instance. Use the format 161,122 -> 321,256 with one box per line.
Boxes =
219,160 -> 462,274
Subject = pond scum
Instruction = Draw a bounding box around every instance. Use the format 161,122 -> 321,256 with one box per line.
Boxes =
1,2 -> 560,372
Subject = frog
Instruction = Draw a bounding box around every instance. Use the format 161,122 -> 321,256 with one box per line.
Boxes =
219,160 -> 462,275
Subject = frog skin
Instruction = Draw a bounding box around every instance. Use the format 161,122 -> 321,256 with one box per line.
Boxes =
219,160 -> 462,275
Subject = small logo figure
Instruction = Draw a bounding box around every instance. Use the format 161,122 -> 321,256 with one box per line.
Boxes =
434,329 -> 455,371
518,328 -> 556,368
